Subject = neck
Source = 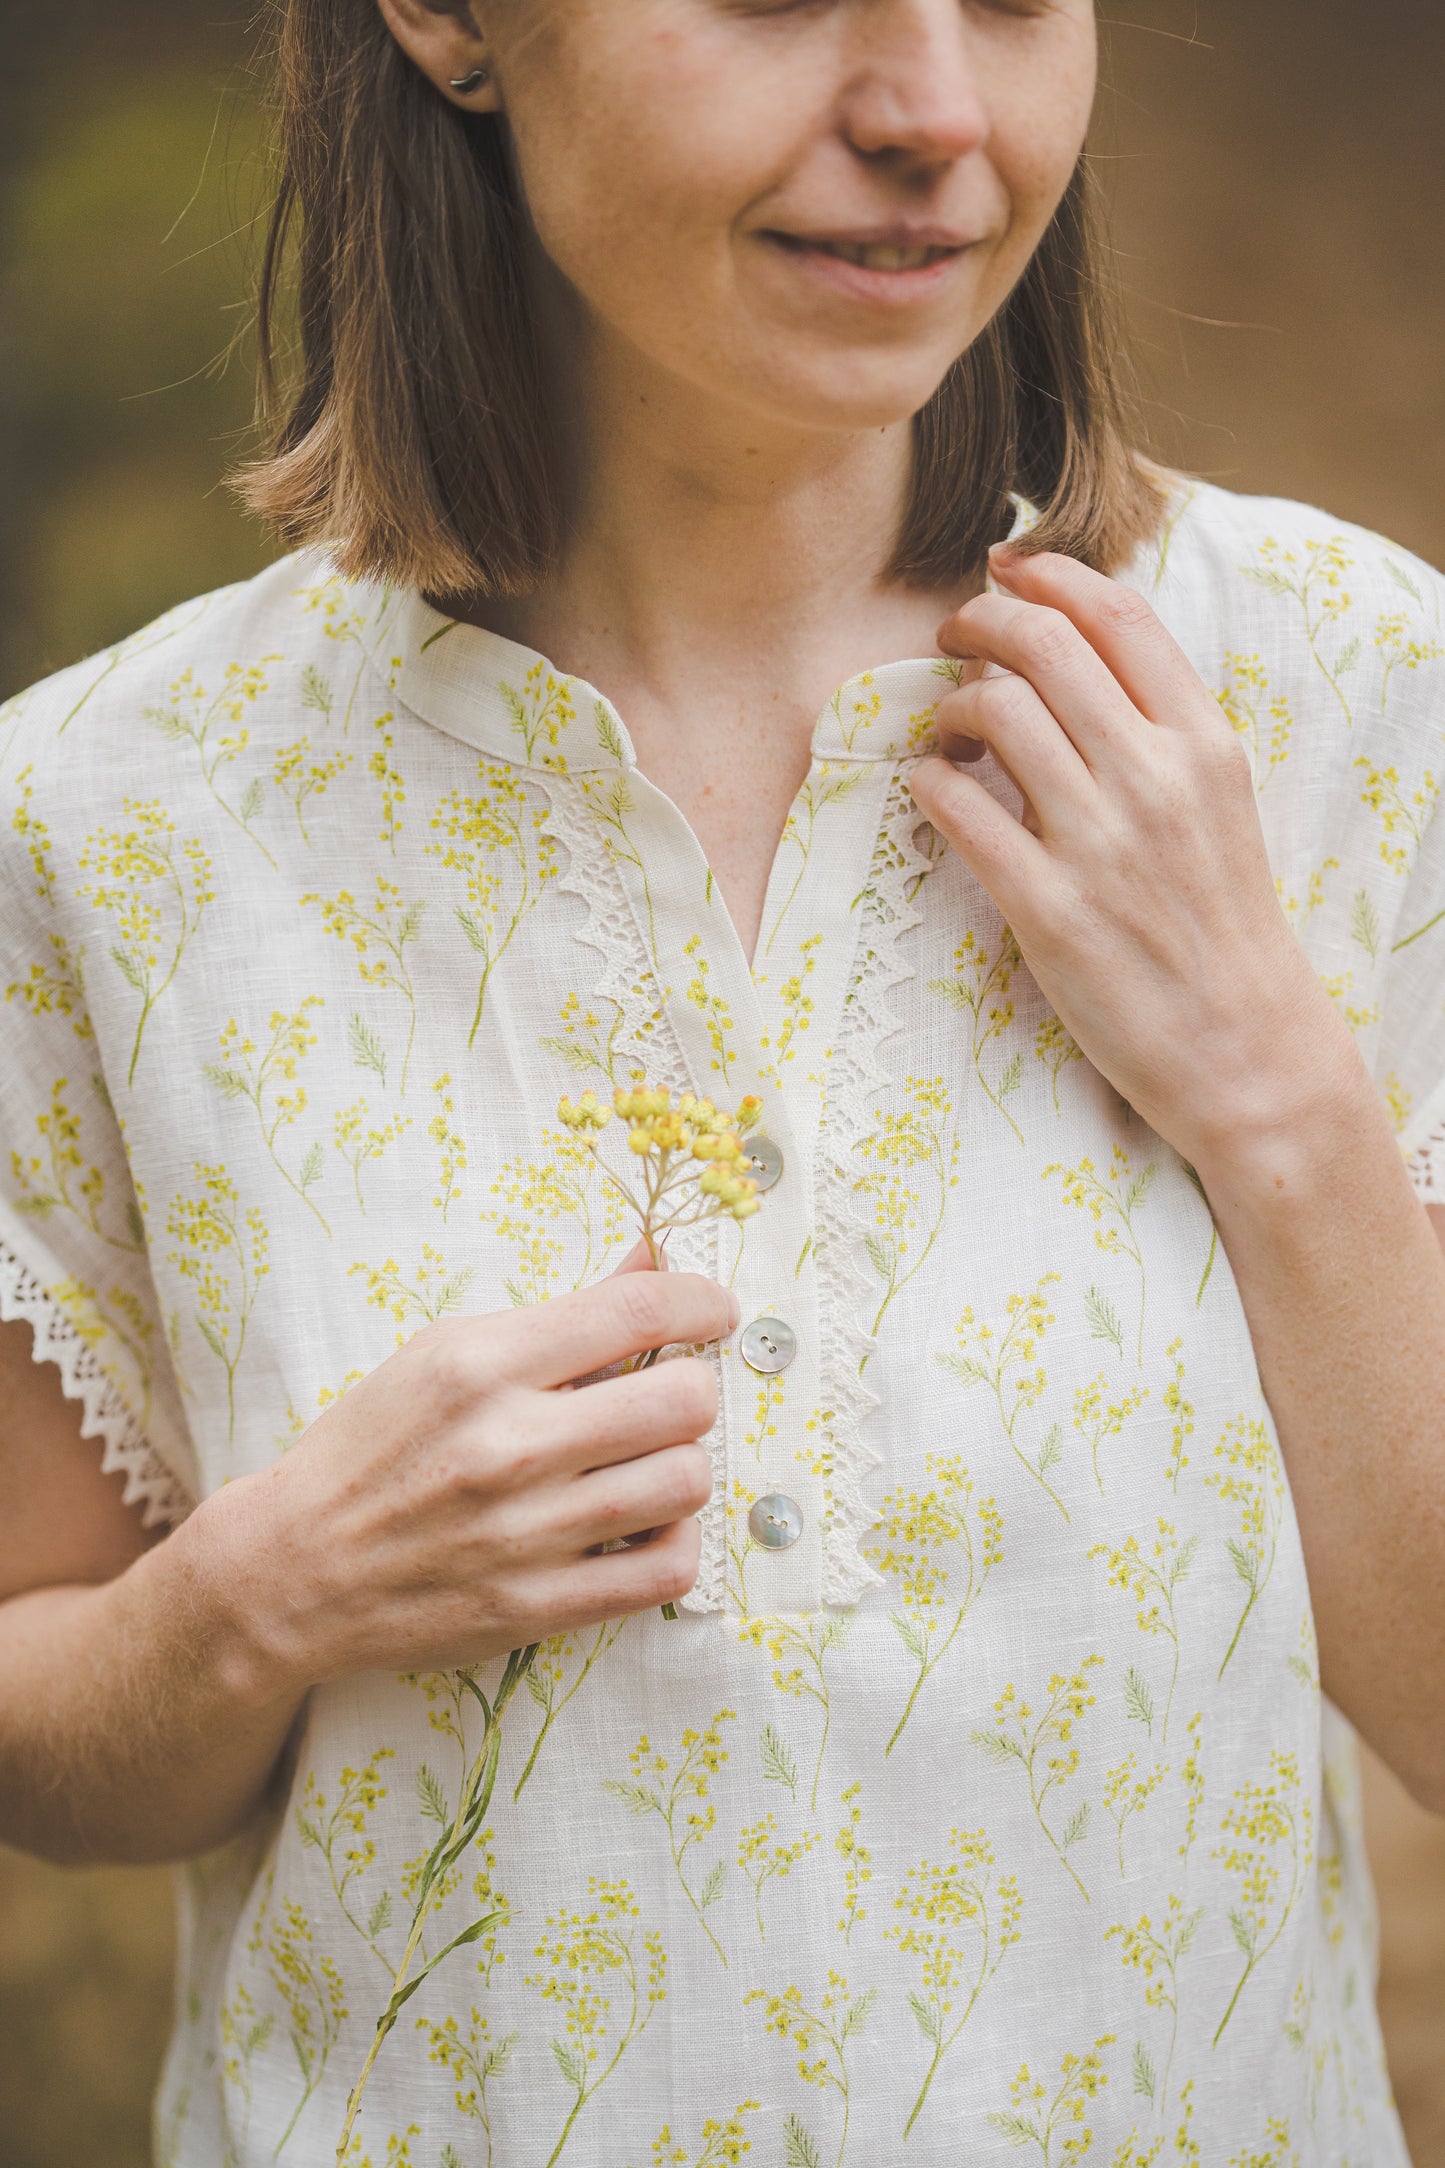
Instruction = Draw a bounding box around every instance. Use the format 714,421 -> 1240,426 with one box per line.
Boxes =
445,314 -> 975,732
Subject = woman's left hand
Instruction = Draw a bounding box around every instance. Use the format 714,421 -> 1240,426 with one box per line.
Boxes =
907,546 -> 1359,1166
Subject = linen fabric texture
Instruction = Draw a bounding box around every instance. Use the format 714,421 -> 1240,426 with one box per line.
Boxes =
2,481 -> 1442,2168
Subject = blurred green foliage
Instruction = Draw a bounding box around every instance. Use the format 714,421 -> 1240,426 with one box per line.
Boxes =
1,30 -> 276,698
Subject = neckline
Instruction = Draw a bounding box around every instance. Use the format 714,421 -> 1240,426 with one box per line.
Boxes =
346,490 -> 1159,775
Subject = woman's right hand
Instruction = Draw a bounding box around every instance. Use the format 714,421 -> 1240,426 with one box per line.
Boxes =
220,1252 -> 736,1697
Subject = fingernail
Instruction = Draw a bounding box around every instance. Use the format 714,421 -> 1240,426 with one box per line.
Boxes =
726,1290 -> 742,1331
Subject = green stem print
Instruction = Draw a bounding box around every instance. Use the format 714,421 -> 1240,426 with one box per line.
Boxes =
762,765 -> 866,959
929,926 -> 1028,1144
1206,1414 -> 1285,1678
1216,653 -> 1293,795
204,1001 -> 332,1233
415,1845 -> 516,2168
296,1752 -> 398,1977
987,2035 -> 1116,2165
270,1899 -> 349,2156
349,1246 -> 475,1343
1072,1375 -> 1150,1493
861,1452 -> 1004,1754
834,1785 -> 872,1945
336,1649 -> 538,2161
1178,1713 -> 1205,1868
541,990 -> 630,1092
428,764 -> 559,1046
1212,1752 -> 1312,2046
273,738 -> 354,846
8,1076 -> 144,1251
303,879 -> 424,1096
428,1075 -> 467,1221
757,933 -> 823,1091
603,1713 -> 737,1966
1355,750 -> 1441,945
144,659 -> 280,868
726,1481 -> 764,1617
852,1075 -> 959,1367
683,934 -> 740,1083
1378,610 -> 1445,715
296,577 -> 379,736
1162,1339 -> 1195,1491
219,1983 -> 275,2158
1178,1164 -> 1218,1306
1107,1895 -> 1203,2116
1035,1014 -> 1084,1115
1240,535 -> 1359,729
166,1165 -> 269,1443
8,768 -> 92,1037
514,1622 -> 627,1800
1044,1148 -> 1156,1367
418,2009 -> 517,2168
1102,1755 -> 1169,1878
57,596 -> 216,737
738,1816 -> 820,1941
579,765 -> 664,982
627,2102 -> 761,2168
1089,1520 -> 1198,1745
746,1976 -> 877,2168
79,803 -> 214,1085
971,1656 -> 1105,1905
826,675 -> 884,752
936,1273 -> 1070,1519
50,1278 -> 157,1429
740,1613 -> 851,1812
526,1878 -> 667,2168
482,1126 -> 627,1307
888,1826 -> 1022,2139
333,1102 -> 409,1215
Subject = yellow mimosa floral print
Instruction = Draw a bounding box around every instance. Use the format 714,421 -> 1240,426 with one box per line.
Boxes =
4,483 -> 1444,2163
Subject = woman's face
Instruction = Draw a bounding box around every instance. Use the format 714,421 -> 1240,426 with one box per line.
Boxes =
396,0 -> 1098,435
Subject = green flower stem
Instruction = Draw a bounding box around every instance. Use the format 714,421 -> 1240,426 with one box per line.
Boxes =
336,1646 -> 538,2161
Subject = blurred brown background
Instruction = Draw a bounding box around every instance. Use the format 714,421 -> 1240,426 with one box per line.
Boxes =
1,0 -> 1443,2161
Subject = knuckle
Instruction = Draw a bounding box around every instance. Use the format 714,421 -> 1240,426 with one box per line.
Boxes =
417,1319 -> 493,1406
612,1271 -> 671,1344
1096,584 -> 1157,638
1016,610 -> 1077,673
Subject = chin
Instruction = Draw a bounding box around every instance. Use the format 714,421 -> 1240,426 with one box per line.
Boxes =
726,352 -> 964,438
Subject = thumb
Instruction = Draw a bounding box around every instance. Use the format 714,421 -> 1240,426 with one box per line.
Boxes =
610,1232 -> 667,1276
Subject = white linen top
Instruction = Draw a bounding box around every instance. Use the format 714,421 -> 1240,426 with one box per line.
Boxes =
3,479 -> 1444,2168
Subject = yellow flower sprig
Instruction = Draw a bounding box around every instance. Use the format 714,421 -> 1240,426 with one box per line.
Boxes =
560,1084 -> 766,1620
558,1086 -> 765,1267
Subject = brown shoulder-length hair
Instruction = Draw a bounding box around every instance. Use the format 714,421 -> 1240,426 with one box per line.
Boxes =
237,0 -> 1165,599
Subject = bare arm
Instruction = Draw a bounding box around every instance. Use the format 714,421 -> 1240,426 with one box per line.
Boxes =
0,1258 -> 734,1866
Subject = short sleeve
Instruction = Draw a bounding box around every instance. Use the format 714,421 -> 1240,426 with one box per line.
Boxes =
1380,791 -> 1445,1201
1,699 -> 198,1528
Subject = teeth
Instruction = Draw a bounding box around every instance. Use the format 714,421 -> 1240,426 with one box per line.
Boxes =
821,241 -> 950,271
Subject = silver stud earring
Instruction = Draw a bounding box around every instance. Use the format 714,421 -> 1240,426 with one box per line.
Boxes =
448,66 -> 491,95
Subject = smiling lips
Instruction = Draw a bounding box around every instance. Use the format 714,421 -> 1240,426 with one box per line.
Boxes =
764,228 -> 971,278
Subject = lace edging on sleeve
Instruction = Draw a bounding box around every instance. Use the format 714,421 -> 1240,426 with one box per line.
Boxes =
0,1234 -> 195,1531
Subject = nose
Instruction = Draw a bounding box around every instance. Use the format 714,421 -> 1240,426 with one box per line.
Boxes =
840,0 -> 991,167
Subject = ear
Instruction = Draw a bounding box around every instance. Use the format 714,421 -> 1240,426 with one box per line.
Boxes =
375,0 -> 503,114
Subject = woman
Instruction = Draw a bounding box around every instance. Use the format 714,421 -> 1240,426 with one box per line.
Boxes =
3,1 -> 1444,2161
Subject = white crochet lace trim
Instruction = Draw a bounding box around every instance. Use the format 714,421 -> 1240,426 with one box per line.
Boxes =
814,767 -> 938,1607
534,772 -> 727,1613
0,1235 -> 195,1530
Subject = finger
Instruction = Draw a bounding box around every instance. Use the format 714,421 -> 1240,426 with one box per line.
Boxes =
937,589 -> 1143,775
567,1440 -> 715,1549
989,547 -> 1225,740
935,669 -> 1095,834
610,1234 -> 658,1276
909,753 -> 1050,921
523,1515 -> 701,1629
484,1269 -> 738,1392
551,1356 -> 719,1471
